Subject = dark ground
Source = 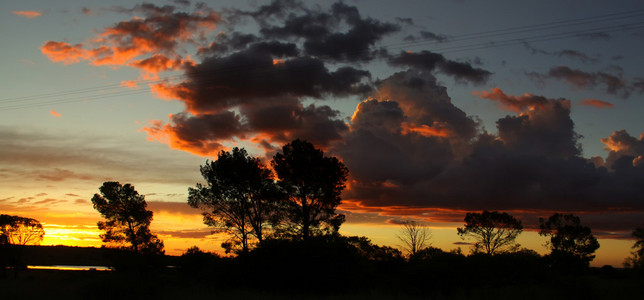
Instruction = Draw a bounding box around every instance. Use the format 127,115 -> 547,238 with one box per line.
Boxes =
1,244 -> 643,299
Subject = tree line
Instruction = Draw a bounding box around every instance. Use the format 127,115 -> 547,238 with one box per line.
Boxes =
2,139 -> 644,272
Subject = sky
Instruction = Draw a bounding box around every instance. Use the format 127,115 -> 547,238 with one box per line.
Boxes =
2,0 -> 644,266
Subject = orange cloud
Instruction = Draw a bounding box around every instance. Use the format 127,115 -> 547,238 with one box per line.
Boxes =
473,87 -> 550,112
149,82 -> 193,103
142,119 -> 227,157
12,11 -> 41,18
40,6 -> 220,76
580,98 -> 614,109
41,41 -> 89,64
120,80 -> 139,89
49,110 -> 61,117
401,122 -> 450,138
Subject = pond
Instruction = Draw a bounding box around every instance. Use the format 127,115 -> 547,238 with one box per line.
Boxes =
27,265 -> 112,271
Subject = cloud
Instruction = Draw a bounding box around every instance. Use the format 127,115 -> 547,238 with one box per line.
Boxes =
252,1 -> 400,62
522,42 -> 599,63
601,129 -> 644,169
403,31 -> 449,43
41,42 -> 88,64
33,198 -> 67,205
0,126 -> 202,187
578,32 -> 611,41
50,110 -> 61,117
557,49 -> 599,63
388,51 -> 492,85
35,168 -> 94,182
41,3 -> 221,74
580,99 -> 614,109
37,1 -> 644,235
12,11 -> 42,18
156,229 -> 214,239
147,201 -> 200,216
473,87 -> 550,112
334,81 -> 644,233
526,66 -> 639,98
143,111 -> 245,156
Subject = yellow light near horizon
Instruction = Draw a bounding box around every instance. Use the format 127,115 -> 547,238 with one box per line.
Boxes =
40,224 -> 102,247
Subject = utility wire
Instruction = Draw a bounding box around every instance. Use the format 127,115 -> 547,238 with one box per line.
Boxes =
1,9 -> 642,111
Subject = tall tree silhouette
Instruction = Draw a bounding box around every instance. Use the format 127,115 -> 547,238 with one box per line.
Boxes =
457,210 -> 523,255
0,214 -> 44,245
188,148 -> 280,253
271,139 -> 349,240
92,181 -> 164,254
624,226 -> 644,268
539,213 -> 599,265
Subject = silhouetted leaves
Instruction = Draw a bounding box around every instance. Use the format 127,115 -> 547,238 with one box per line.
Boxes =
0,214 -> 44,245
624,226 -> 644,269
92,182 -> 164,255
540,213 -> 600,268
457,210 -> 523,254
271,139 -> 349,239
188,147 -> 280,253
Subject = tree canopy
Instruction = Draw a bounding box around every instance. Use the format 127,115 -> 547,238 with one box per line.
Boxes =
271,139 -> 349,240
539,213 -> 599,264
0,214 -> 45,245
92,181 -> 164,254
188,147 -> 280,253
624,226 -> 644,268
457,210 -> 523,255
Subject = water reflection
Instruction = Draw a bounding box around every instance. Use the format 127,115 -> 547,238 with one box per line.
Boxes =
28,265 -> 112,271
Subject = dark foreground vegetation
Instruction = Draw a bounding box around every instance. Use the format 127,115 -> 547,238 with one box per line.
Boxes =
2,140 -> 643,298
1,240 -> 643,300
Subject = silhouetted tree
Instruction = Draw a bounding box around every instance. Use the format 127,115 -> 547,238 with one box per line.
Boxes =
271,139 -> 349,240
92,181 -> 164,254
457,210 -> 523,255
0,214 -> 45,245
539,213 -> 599,265
188,148 -> 280,254
624,226 -> 644,269
397,220 -> 431,257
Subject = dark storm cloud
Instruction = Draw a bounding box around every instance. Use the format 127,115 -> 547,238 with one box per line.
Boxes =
334,77 -> 644,232
70,1 -> 642,233
333,70 -> 476,187
388,51 -> 492,85
601,129 -> 644,169
496,100 -> 581,159
145,1 -> 398,153
160,48 -> 371,114
145,97 -> 349,155
376,70 -> 479,141
240,99 -> 348,147
250,1 -> 400,61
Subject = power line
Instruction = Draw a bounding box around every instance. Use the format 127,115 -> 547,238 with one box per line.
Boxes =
1,9 -> 642,111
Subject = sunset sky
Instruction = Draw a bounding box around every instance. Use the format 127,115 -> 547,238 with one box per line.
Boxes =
2,0 -> 644,266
